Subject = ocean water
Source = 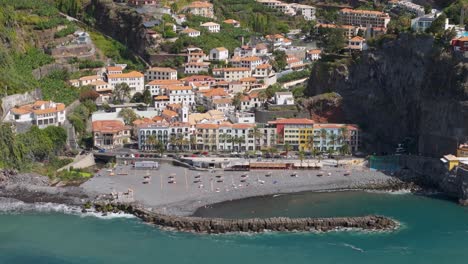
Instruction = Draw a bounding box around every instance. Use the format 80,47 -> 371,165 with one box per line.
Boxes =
1,191 -> 468,264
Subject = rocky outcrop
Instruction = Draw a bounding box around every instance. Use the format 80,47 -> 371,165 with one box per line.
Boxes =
85,0 -> 149,59
305,34 -> 468,157
95,203 -> 398,233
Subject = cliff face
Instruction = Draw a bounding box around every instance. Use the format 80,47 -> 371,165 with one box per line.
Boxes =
306,34 -> 468,156
85,0 -> 148,58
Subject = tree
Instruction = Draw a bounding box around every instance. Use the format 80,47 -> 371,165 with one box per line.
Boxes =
328,133 -> 337,153
319,28 -> 345,54
387,14 -> 412,34
265,84 -> 282,99
249,126 -> 263,150
258,90 -> 269,105
320,129 -> 328,150
272,50 -> 287,71
131,92 -> 143,103
79,88 -> 99,102
0,123 -> 26,169
298,150 -> 305,167
426,13 -> 447,35
43,126 -> 67,153
113,83 -> 131,104
145,135 -> 158,151
18,126 -> 54,162
118,108 -> 138,125
232,92 -> 243,110
196,105 -> 207,113
284,142 -> 291,156
142,87 -> 152,105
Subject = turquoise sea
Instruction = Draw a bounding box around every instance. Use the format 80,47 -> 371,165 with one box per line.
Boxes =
1,191 -> 468,264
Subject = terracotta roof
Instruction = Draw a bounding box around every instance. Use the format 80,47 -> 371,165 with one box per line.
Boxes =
232,123 -> 255,129
255,43 -> 268,50
456,36 -> 468,41
340,8 -> 389,16
196,123 -> 219,129
180,75 -> 215,82
269,118 -> 315,125
240,77 -> 257,82
350,36 -> 365,42
79,75 -> 101,81
256,64 -> 271,69
167,103 -> 182,109
181,28 -> 200,34
167,85 -> 192,91
147,67 -> 177,73
108,71 -> 144,79
307,49 -> 322,54
153,116 -> 164,122
147,79 -> 182,86
201,22 -> 219,26
93,120 -> 129,133
162,109 -> 178,118
154,95 -> 169,100
11,101 -> 65,115
213,67 -> 250,72
106,66 -> 122,72
223,19 -> 239,24
133,118 -> 155,126
187,1 -> 213,8
212,98 -> 232,104
215,47 -> 228,51
88,80 -> 108,86
200,88 -> 228,97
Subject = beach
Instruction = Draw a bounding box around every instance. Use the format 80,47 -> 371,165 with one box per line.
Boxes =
82,160 -> 398,216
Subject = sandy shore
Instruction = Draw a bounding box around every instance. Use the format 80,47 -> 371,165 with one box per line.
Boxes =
82,160 -> 397,216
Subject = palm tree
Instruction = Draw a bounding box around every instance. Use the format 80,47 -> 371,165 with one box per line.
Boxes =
306,135 -> 314,152
298,150 -> 305,167
145,135 -> 158,151
219,133 -> 227,152
320,129 -> 328,151
284,142 -> 291,156
328,133 -> 337,153
169,135 -> 177,151
249,127 -> 263,151
238,135 -> 245,152
258,90 -> 269,106
339,126 -> 349,145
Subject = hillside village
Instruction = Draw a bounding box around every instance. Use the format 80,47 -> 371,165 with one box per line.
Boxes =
1,0 -> 467,175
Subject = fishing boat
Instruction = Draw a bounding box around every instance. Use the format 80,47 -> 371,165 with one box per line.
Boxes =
265,172 -> 272,177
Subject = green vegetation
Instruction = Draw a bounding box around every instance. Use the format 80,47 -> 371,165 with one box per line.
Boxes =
77,59 -> 105,69
278,69 -> 311,83
0,123 -> 68,171
89,31 -> 146,71
444,0 -> 468,26
54,24 -> 77,38
54,0 -> 83,18
317,27 -> 346,54
40,70 -> 79,105
271,50 -> 288,72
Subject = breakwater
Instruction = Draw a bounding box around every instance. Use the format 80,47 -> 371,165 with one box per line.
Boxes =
93,203 -> 398,233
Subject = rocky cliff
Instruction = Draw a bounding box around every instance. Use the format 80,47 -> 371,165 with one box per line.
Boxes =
306,34 -> 468,157
85,0 -> 149,59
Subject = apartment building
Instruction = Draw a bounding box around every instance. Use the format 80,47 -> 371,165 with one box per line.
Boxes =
252,63 -> 277,86
6,100 -> 66,128
181,28 -> 201,37
145,79 -> 183,96
209,47 -> 229,61
107,71 -> 145,96
268,118 -> 315,151
338,8 -> 390,28
185,1 -> 214,18
165,86 -> 195,105
230,56 -> 263,71
313,124 -> 359,152
184,62 -> 211,74
93,120 -> 131,149
145,67 -> 177,82
212,67 -> 251,82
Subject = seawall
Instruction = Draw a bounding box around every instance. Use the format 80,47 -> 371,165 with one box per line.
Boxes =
94,203 -> 398,233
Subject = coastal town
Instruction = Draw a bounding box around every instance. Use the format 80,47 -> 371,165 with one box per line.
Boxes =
0,0 -> 468,239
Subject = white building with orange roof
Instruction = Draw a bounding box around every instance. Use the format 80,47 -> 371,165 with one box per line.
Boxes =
338,8 -> 390,28
70,75 -> 103,87
145,79 -> 183,96
306,49 -> 322,61
145,67 -> 177,81
154,95 -> 170,110
106,65 -> 124,75
239,92 -> 261,111
184,1 -> 214,18
92,120 -> 131,149
107,71 -> 145,96
252,63 -> 277,86
348,36 -> 368,51
286,55 -> 306,71
6,100 -> 66,128
184,62 -> 210,74
165,85 -> 195,105
200,22 -> 220,33
209,47 -> 229,61
210,97 -> 234,114
223,19 -> 240,27
181,75 -> 216,87
186,48 -> 206,62
181,27 -> 201,38
212,67 -> 251,82
231,56 -> 263,71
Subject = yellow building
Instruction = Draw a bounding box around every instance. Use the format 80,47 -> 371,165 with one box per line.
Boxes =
441,154 -> 460,171
299,127 -> 314,151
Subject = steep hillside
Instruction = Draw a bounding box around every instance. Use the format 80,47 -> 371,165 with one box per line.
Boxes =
305,34 -> 468,157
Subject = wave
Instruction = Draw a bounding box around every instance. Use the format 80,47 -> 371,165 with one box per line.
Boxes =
342,243 -> 365,252
365,189 -> 413,195
0,198 -> 135,220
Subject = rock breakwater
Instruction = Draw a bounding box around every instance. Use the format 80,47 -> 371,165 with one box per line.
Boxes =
94,203 -> 398,234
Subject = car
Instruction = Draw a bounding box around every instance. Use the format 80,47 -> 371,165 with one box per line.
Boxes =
98,149 -> 106,153
202,151 -> 209,155
191,154 -> 198,157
